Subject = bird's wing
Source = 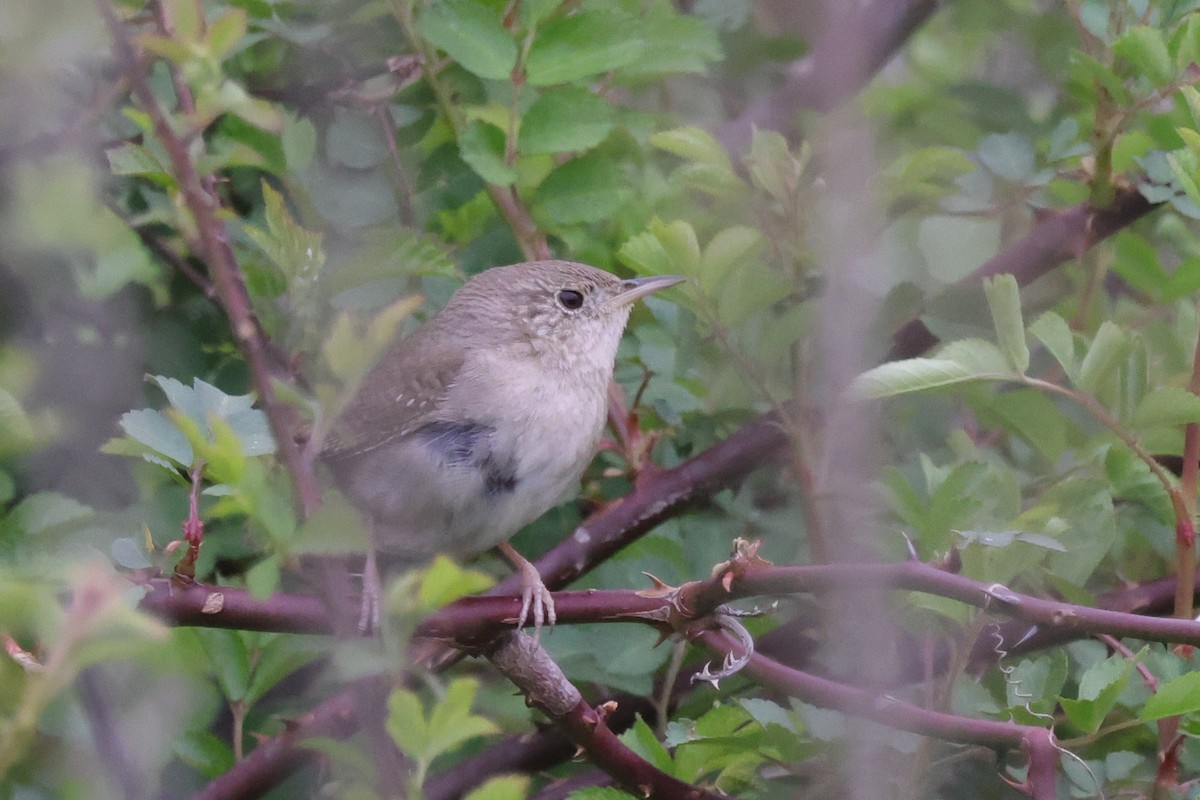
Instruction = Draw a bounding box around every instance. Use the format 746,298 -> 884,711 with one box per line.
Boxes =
321,329 -> 466,460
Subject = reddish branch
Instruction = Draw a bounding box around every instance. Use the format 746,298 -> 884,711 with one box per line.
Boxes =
890,185 -> 1158,359
718,0 -> 941,152
188,685 -> 362,800
96,0 -> 321,516
488,632 -> 722,800
697,630 -> 1060,800
143,559 -> 1200,652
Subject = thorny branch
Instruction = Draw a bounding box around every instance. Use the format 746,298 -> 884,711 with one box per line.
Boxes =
96,0 -> 322,517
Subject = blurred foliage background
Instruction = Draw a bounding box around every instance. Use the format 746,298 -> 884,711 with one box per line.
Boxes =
6,0 -> 1200,798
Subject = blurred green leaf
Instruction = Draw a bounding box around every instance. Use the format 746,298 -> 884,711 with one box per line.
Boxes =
983,274 -> 1028,374
525,10 -> 646,85
1114,26 -> 1174,85
1143,671 -> 1200,721
518,88 -> 615,155
532,153 -> 631,226
459,120 -> 516,186
417,0 -> 517,81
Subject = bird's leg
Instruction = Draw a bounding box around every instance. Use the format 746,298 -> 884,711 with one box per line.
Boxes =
358,542 -> 382,635
497,541 -> 555,638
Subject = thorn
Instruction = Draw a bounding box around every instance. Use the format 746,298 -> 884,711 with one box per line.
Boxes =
635,571 -> 678,598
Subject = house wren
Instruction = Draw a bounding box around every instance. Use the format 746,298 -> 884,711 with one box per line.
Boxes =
322,261 -> 684,630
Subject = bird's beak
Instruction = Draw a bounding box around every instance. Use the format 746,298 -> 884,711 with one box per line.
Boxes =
606,274 -> 686,309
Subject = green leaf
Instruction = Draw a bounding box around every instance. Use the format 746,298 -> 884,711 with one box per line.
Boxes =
418,556 -> 495,608
458,120 -> 516,186
194,629 -> 251,702
525,11 -> 646,85
425,678 -> 501,761
1143,671 -> 1200,721
111,537 -> 153,569
1132,387 -> 1200,428
981,389 -> 1066,464
620,716 -> 674,773
518,88 -> 615,155
746,128 -> 803,203
118,409 -> 194,466
1028,312 -> 1077,382
105,143 -> 171,183
1076,322 -> 1132,394
532,153 -> 631,226
1061,653 -> 1135,734
978,133 -> 1035,181
650,126 -> 733,173
417,0 -> 517,81
619,1 -> 721,80
983,274 -> 1028,374
1114,26 -> 1174,85
936,338 -> 1012,375
386,688 -> 429,758
700,226 -> 766,295
9,492 -> 93,536
282,114 -> 317,170
174,731 -> 235,779
244,635 -> 325,706
206,8 -> 247,61
567,789 -> 635,800
917,216 -> 1002,283
463,775 -> 529,800
849,359 -> 980,400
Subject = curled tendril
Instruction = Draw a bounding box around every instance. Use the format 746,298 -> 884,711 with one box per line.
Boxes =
989,623 -> 1104,799
692,609 -> 755,688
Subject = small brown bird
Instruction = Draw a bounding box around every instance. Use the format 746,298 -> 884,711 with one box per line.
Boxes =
322,261 -> 684,630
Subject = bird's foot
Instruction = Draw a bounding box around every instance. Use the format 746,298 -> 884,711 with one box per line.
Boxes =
499,541 -> 555,642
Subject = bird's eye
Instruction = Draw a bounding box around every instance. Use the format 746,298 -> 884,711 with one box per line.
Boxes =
557,289 -> 584,310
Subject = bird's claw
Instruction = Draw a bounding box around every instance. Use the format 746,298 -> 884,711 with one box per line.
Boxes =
516,560 -> 556,644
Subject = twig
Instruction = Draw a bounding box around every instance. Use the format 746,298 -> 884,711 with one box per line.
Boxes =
889,185 -> 1159,359
696,630 -> 1060,800
96,0 -> 321,517
488,631 -> 724,800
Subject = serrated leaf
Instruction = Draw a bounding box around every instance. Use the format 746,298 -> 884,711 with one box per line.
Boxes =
649,126 -> 733,172
1076,322 -> 1131,393
525,10 -> 645,85
1029,312 -> 1078,381
118,409 -> 194,466
418,556 -> 495,608
417,0 -> 517,81
1132,387 -> 1200,428
111,537 -> 153,569
386,689 -> 428,758
978,133 -> 1036,181
194,628 -> 251,702
700,226 -> 766,294
936,338 -> 1012,374
532,153 -> 630,225
849,359 -> 980,399
1114,26 -> 1174,85
620,716 -> 674,773
518,88 -> 615,155
1143,671 -> 1200,720
206,8 -> 247,61
459,120 -> 516,186
746,127 -> 802,202
424,679 -> 501,761
984,274 -> 1029,373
